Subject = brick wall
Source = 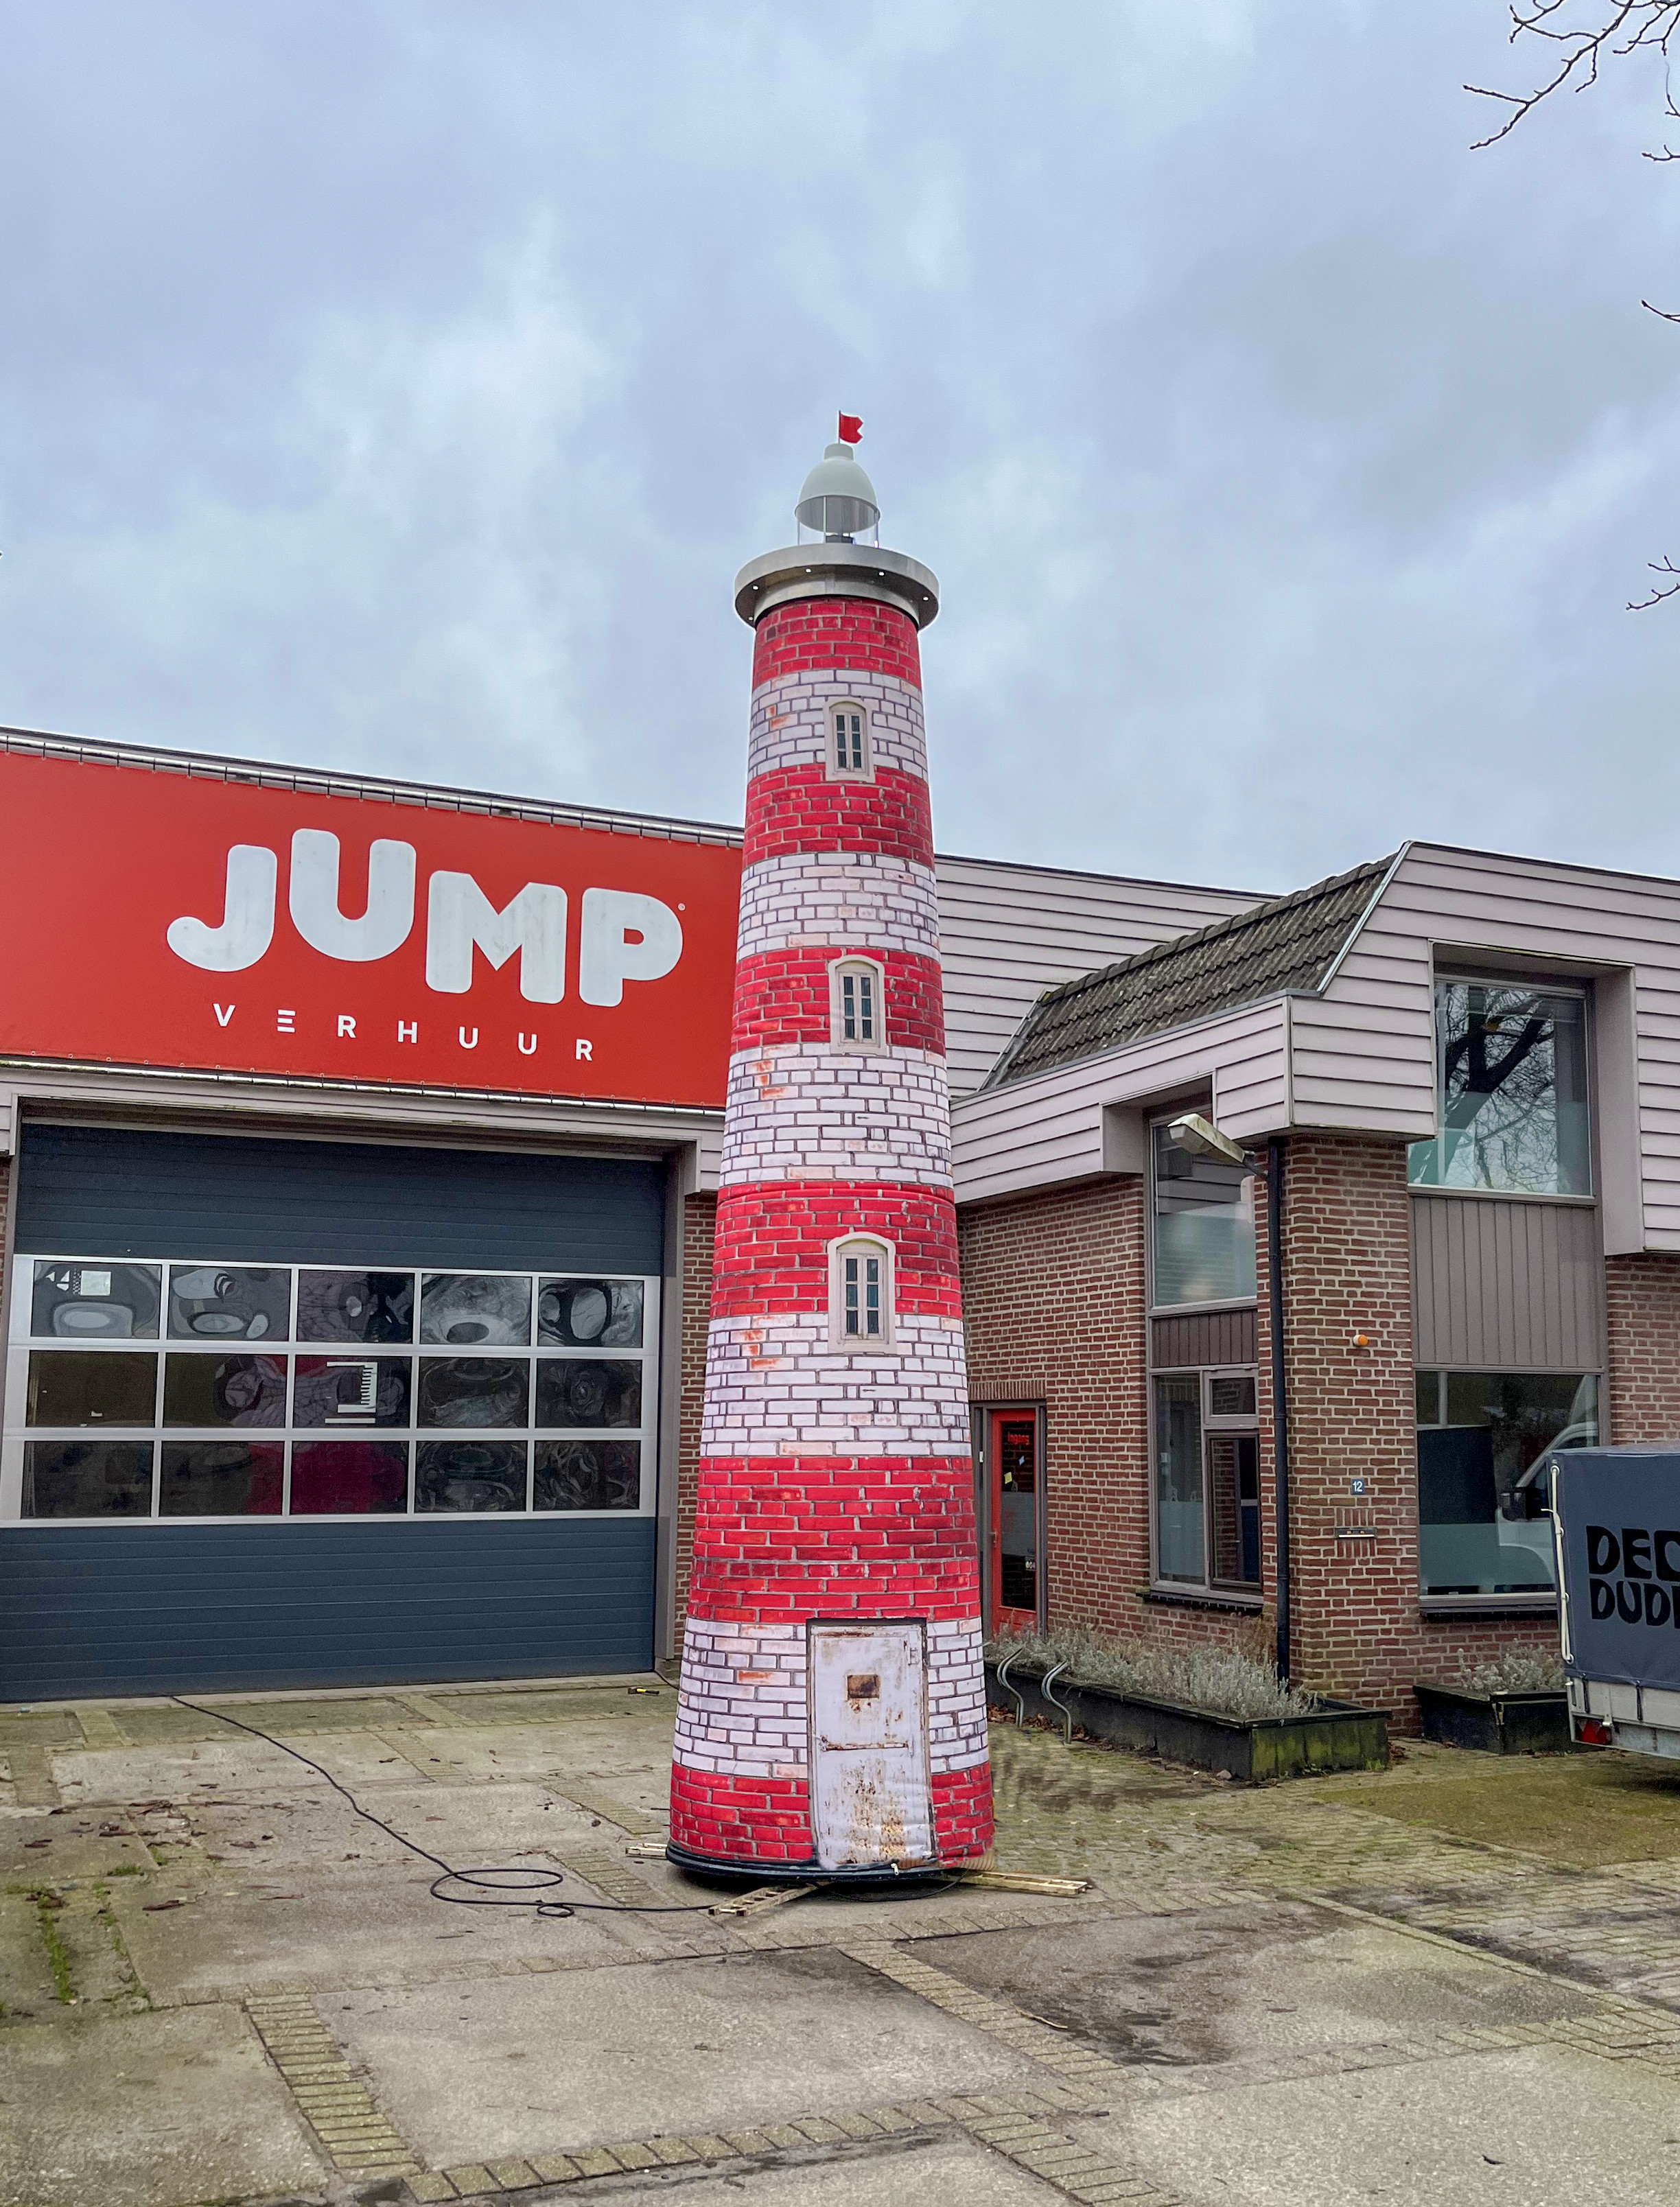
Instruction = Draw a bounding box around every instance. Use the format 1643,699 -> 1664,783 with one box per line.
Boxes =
1261,1132 -> 1420,1714
961,1136 -> 1576,1727
1606,1252 -> 1680,1441
672,1191 -> 715,1641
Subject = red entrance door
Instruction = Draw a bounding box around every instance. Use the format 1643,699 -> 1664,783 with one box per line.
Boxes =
988,1410 -> 1040,1633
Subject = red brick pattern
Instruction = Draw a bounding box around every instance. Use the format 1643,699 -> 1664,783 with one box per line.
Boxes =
689,1455 -> 981,1621
1606,1252 -> 1680,1440
730,947 -> 945,1054
743,764 -> 933,868
751,598 -> 922,690
931,1763 -> 994,1862
668,1758 -> 992,1865
710,1182 -> 961,1318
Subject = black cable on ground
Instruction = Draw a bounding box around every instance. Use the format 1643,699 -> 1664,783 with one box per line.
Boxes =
170,1695 -> 723,1919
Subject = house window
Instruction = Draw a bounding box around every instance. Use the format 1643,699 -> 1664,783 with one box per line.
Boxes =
1152,1120 -> 1257,1307
830,1235 -> 892,1348
830,703 -> 870,778
830,957 -> 884,1050
1408,980 -> 1591,1195
1415,1368 -> 1598,1598
1154,1367 -> 1260,1592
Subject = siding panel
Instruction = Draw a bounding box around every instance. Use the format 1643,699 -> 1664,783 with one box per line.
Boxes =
17,1123 -> 665,1274
0,1519 -> 655,1699
1412,1195 -> 1603,1370
1152,1307 -> 1257,1369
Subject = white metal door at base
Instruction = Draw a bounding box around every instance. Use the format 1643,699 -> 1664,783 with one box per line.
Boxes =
808,1621 -> 934,1869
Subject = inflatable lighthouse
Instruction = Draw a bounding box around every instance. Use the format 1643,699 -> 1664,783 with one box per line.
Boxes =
668,423 -> 996,1878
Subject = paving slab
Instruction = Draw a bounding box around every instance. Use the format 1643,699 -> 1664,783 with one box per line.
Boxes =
0,2002 -> 321,2207
907,1901 -> 1598,2068
583,2134 -> 1061,2202
335,1945 -> 1042,2164
1100,2038 -> 1680,2206
110,1861 -> 626,2000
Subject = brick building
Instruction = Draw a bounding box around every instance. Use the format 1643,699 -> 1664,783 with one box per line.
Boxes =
2,450 -> 1678,1731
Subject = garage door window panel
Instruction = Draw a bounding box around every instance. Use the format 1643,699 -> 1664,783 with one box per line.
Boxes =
161,1441 -> 283,1517
8,1252 -> 657,1521
23,1439 -> 154,1518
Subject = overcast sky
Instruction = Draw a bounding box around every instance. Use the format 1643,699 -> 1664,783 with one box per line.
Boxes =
4,3 -> 1679,894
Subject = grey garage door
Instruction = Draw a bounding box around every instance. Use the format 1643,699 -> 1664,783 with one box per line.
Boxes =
0,1123 -> 664,1699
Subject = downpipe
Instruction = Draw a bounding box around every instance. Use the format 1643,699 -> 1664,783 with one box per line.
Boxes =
1267,1135 -> 1292,1685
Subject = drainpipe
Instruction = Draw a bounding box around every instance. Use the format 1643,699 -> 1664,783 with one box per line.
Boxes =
1267,1135 -> 1292,1684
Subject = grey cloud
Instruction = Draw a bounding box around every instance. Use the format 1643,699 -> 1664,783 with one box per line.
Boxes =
4,2 -> 1679,891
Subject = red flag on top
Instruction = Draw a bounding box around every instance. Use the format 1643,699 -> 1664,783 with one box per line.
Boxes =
837,412 -> 863,444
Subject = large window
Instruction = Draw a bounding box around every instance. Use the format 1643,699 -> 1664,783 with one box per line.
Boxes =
1152,1121 -> 1256,1307
1415,1368 -> 1598,1598
1408,980 -> 1591,1195
6,1255 -> 657,1521
1154,1368 -> 1260,1592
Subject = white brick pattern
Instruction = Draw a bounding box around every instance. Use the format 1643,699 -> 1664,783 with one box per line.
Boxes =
719,1045 -> 953,1187
749,670 -> 927,783
674,1615 -> 988,1779
700,1311 -> 971,1456
736,850 -> 940,962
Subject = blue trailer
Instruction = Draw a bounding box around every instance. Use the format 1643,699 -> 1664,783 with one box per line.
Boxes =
1551,1447 -> 1680,1760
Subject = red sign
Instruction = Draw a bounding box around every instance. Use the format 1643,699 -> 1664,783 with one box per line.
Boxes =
0,751 -> 741,1108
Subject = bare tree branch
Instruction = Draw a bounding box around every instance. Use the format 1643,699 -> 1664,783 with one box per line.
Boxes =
1629,554 -> 1680,606
1467,2 -> 1680,145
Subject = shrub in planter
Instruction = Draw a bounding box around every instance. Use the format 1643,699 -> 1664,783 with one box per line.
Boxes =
986,1626 -> 1388,1781
1415,1648 -> 1573,1755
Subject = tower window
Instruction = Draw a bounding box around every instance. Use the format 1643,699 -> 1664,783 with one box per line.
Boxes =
830,957 -> 885,1051
828,1235 -> 894,1349
828,703 -> 872,780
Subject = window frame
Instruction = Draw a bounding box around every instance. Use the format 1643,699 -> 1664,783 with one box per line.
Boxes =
1147,1110 -> 1259,1316
1149,1364 -> 1263,1600
1413,1362 -> 1599,1610
826,699 -> 874,782
1408,973 -> 1595,1202
829,955 -> 887,1054
3,1250 -> 660,1525
827,1233 -> 895,1352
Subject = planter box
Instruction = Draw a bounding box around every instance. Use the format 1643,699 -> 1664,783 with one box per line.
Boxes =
1415,1682 -> 1576,1755
985,1659 -> 1388,1782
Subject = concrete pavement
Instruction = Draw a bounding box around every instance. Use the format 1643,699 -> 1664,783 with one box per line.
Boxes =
4,1681 -> 1680,2206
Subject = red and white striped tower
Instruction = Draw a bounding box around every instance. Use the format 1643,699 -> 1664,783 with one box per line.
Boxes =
668,426 -> 994,1877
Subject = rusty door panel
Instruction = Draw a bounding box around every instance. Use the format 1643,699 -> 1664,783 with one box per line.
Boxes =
808,1622 -> 933,1869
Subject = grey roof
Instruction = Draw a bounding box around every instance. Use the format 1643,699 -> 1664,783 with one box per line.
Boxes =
984,854 -> 1396,1089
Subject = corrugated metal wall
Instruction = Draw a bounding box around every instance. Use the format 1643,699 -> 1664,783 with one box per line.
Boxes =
1152,1308 -> 1258,1370
16,1123 -> 664,1272
1411,1193 -> 1604,1370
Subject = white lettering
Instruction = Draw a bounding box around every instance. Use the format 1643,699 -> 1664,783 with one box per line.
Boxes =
578,887 -> 682,1007
213,1003 -> 236,1028
167,845 -> 277,972
517,1032 -> 537,1056
277,1009 -> 296,1034
575,1038 -> 593,1061
458,1026 -> 478,1049
397,1020 -> 419,1043
289,830 -> 415,962
425,874 -> 566,1002
337,1014 -> 357,1038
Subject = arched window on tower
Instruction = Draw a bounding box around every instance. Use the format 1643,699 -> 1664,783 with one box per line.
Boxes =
830,956 -> 885,1052
828,701 -> 872,780
829,1234 -> 894,1349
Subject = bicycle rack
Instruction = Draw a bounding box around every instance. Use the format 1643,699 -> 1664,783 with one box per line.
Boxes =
1040,1658 -> 1075,1744
993,1649 -> 1027,1726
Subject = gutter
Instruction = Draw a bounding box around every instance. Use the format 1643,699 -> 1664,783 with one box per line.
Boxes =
1267,1133 -> 1292,1684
